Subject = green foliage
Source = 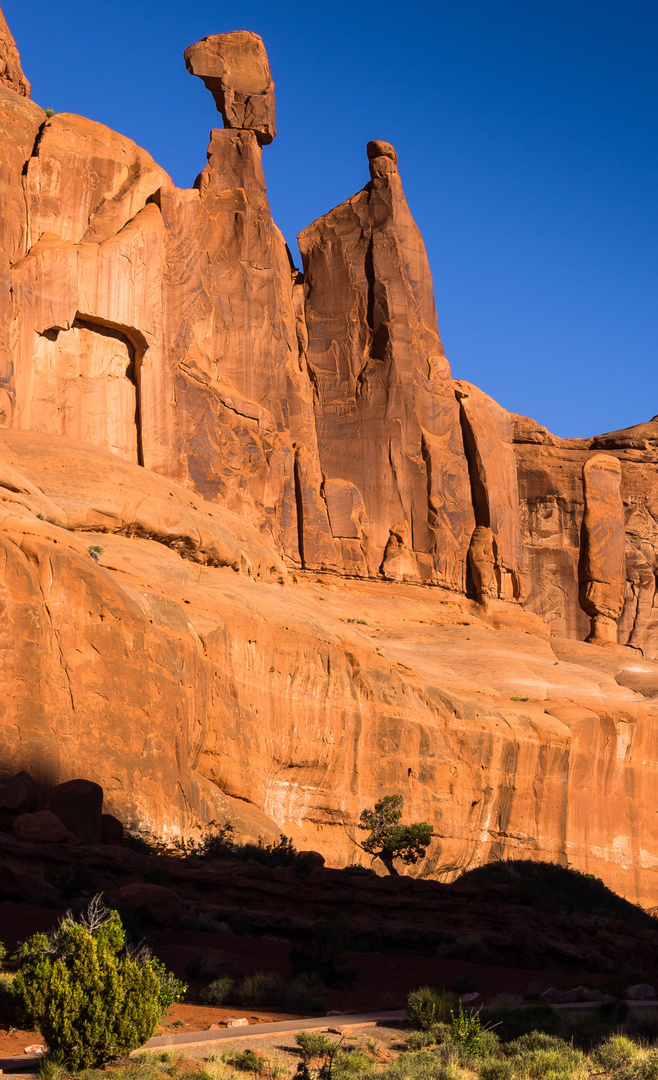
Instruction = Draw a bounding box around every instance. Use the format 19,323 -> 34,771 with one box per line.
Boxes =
407,987 -> 458,1029
295,1032 -> 337,1062
238,970 -> 287,1006
617,1050 -> 658,1080
200,975 -> 234,1005
45,108 -> 54,118
0,940 -> 6,960
451,1002 -> 485,1056
358,795 -> 434,875
290,918 -> 357,988
454,860 -> 657,927
179,821 -> 313,872
476,1059 -> 516,1080
10,897 -> 180,1069
594,1036 -> 640,1073
87,545 -> 104,562
479,1003 -> 567,1043
223,1049 -> 268,1074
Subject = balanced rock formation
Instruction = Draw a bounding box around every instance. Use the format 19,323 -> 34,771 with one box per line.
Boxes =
184,31 -> 276,145
2,7 -> 658,906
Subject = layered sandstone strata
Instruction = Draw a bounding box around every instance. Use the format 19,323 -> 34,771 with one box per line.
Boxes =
2,10 -> 658,905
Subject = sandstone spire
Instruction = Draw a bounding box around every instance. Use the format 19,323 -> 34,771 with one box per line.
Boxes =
184,31 -> 276,145
0,6 -> 30,97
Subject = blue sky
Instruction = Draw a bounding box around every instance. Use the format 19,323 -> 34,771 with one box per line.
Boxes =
5,0 -> 657,437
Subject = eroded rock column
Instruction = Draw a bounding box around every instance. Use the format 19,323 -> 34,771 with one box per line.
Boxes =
579,453 -> 626,644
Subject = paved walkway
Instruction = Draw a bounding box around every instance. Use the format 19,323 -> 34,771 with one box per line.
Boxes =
147,1011 -> 407,1049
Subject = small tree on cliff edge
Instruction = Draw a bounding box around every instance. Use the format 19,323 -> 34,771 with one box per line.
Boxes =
356,795 -> 433,876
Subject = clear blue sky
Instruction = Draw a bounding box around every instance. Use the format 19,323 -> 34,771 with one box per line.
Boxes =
5,1 -> 657,437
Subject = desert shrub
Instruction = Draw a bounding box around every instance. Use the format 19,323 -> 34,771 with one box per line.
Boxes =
594,1036 -> 641,1072
0,940 -> 6,960
235,970 -> 287,1006
625,1011 -> 658,1045
200,975 -> 234,1005
11,897 -> 184,1069
616,1053 -> 658,1080
454,861 -> 657,928
480,1004 -> 567,1043
477,1059 -> 516,1080
507,1034 -> 572,1056
439,936 -> 496,965
0,970 -> 14,999
451,1002 -> 486,1056
382,1049 -> 466,1080
196,822 -> 314,873
184,950 -> 224,980
406,1027 -> 451,1052
290,919 -> 357,988
295,1032 -> 337,1062
528,1046 -> 587,1080
407,987 -> 458,1029
223,1049 -> 268,1074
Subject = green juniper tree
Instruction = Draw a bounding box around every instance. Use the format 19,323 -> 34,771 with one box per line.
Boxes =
11,895 -> 185,1070
355,794 -> 434,876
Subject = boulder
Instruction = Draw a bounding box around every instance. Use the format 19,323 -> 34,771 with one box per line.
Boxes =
0,770 -> 37,814
568,985 -> 604,1002
540,987 -> 576,1005
43,779 -> 103,844
13,809 -> 72,843
112,883 -> 184,927
101,813 -> 125,846
184,32 -> 276,145
226,1017 -> 249,1027
626,984 -> 656,1000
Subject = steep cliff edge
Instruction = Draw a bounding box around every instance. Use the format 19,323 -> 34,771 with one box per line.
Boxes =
2,12 -> 658,906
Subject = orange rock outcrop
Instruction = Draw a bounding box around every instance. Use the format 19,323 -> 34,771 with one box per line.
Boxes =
2,12 -> 658,906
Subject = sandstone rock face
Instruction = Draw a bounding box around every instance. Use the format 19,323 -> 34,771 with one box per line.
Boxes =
580,454 -> 626,644
184,32 -> 276,145
2,6 -> 658,907
298,141 -> 474,589
0,9 -> 29,97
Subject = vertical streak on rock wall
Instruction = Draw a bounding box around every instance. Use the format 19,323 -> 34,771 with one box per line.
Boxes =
299,141 -> 473,588
580,454 -> 626,644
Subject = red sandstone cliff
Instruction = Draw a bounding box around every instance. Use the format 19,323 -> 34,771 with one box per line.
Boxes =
2,13 -> 658,906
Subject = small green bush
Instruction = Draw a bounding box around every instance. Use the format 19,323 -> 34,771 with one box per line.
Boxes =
236,970 -> 286,1006
594,1036 -> 640,1073
477,1059 -> 516,1080
407,987 -> 458,1029
617,1052 -> 658,1080
295,1031 -> 337,1062
381,1049 -> 466,1080
451,1002 -> 485,1056
223,1049 -> 267,1074
480,1004 -> 567,1043
200,975 -> 234,1005
11,896 -> 183,1070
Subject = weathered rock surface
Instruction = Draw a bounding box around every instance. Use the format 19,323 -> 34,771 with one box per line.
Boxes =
2,5 -> 658,908
184,32 -> 276,145
298,140 -> 473,589
0,9 -> 29,97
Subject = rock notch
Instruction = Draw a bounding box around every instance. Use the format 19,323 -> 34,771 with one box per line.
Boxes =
184,31 -> 276,145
